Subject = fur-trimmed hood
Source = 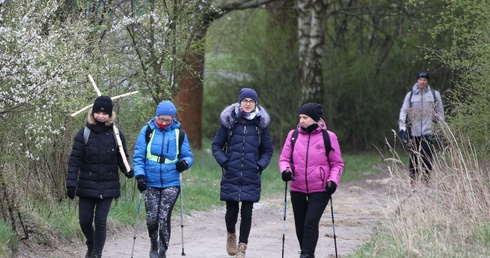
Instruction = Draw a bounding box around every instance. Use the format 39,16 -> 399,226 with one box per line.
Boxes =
87,107 -> 116,126
219,103 -> 271,129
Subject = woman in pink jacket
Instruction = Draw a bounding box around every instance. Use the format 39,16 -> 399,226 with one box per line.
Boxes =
278,103 -> 344,258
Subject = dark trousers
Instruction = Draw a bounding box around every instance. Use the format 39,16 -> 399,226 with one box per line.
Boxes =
409,136 -> 434,183
79,197 -> 113,256
290,191 -> 330,256
225,201 -> 254,244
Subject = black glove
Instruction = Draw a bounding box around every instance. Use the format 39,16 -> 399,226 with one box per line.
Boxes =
176,160 -> 188,172
67,187 -> 76,199
136,176 -> 147,192
281,171 -> 294,182
400,130 -> 408,144
221,161 -> 229,169
324,181 -> 337,195
126,169 -> 134,179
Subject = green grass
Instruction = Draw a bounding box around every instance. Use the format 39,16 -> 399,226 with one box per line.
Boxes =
341,152 -> 385,182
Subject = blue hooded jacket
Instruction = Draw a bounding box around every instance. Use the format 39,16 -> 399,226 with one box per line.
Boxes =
133,118 -> 193,188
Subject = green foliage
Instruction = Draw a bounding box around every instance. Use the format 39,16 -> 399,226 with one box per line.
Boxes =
422,0 -> 490,152
204,9 -> 300,146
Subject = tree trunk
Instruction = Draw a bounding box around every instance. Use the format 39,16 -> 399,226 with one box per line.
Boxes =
297,0 -> 327,104
174,52 -> 204,150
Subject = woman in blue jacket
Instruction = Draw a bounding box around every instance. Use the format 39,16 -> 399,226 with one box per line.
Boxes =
212,88 -> 273,258
133,100 -> 194,258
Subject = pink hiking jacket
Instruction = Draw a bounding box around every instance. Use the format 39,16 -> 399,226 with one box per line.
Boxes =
278,120 -> 344,193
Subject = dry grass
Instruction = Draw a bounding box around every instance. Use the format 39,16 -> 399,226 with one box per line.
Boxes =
352,122 -> 490,257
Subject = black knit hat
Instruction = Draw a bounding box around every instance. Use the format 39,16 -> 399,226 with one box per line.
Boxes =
92,95 -> 113,116
299,103 -> 323,122
417,71 -> 429,81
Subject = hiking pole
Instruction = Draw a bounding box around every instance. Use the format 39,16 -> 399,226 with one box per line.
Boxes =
330,195 -> 338,258
281,180 -> 288,258
179,172 -> 186,256
131,192 -> 143,258
282,169 -> 295,258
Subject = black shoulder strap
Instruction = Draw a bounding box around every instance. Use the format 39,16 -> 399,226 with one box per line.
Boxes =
146,125 -> 185,150
178,129 -> 185,149
322,129 -> 333,157
145,125 -> 152,143
431,89 -> 437,105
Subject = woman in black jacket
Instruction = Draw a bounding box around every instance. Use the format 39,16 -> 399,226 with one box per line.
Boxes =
212,88 -> 274,258
66,96 -> 133,258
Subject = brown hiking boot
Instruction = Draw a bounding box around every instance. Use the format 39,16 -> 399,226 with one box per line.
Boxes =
236,243 -> 247,258
226,232 -> 237,255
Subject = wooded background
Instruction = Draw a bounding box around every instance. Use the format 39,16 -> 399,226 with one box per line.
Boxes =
0,0 -> 489,248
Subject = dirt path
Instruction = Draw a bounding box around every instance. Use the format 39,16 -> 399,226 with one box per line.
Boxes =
25,172 -> 398,258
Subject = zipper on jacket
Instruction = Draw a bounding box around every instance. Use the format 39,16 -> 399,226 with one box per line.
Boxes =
304,134 -> 311,194
160,132 -> 165,186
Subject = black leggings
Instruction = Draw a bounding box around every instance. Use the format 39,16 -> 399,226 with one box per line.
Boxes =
225,201 -> 254,244
290,191 -> 329,256
79,197 -> 113,256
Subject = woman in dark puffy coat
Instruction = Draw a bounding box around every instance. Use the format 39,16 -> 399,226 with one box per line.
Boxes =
212,88 -> 273,258
66,96 -> 133,258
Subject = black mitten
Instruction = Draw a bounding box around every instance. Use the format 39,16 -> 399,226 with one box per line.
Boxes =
67,187 -> 76,199
400,130 -> 408,144
324,181 -> 337,195
281,171 -> 294,182
126,169 -> 134,179
176,160 -> 188,172
136,176 -> 147,192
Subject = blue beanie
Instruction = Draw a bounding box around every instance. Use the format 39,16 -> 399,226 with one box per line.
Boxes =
238,88 -> 258,103
156,100 -> 176,117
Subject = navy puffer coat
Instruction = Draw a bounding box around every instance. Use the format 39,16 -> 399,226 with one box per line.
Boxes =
66,110 -> 129,199
212,104 -> 273,202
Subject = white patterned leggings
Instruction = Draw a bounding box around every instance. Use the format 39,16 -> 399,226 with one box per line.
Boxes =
144,186 -> 180,251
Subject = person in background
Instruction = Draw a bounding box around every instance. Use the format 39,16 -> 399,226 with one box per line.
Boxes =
278,103 -> 344,258
67,96 -> 134,258
211,88 -> 274,258
132,100 -> 194,258
399,71 -> 444,187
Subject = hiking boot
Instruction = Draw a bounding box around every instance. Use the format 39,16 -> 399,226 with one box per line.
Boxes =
158,247 -> 167,258
85,245 -> 94,258
226,232 -> 237,255
299,253 -> 315,258
149,240 -> 159,258
236,243 -> 247,258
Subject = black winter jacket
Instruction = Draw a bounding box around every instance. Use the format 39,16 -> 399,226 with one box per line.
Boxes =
66,110 -> 129,199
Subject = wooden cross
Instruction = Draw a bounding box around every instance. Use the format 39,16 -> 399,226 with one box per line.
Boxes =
71,74 -> 138,173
